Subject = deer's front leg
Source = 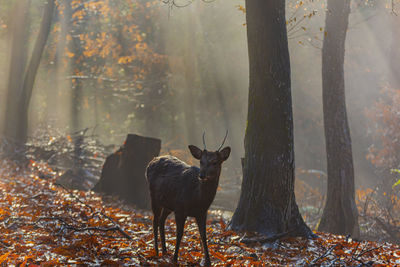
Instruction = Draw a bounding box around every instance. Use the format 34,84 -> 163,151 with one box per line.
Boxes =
173,212 -> 186,263
196,213 -> 211,266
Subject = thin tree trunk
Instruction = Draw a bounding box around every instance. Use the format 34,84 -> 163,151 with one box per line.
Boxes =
182,24 -> 198,145
3,0 -> 30,142
318,0 -> 359,237
16,0 -> 55,143
230,0 -> 313,238
390,15 -> 400,89
46,0 -> 71,123
68,0 -> 85,170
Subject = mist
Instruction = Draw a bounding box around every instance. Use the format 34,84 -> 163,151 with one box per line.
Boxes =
0,0 -> 399,219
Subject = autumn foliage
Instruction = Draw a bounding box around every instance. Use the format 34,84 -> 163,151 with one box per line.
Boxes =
0,159 -> 398,266
52,0 -> 164,79
366,86 -> 400,171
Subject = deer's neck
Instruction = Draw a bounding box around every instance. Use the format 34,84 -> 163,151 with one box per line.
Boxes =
198,176 -> 219,209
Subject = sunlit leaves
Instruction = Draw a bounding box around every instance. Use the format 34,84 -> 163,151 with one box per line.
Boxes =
391,169 -> 400,189
53,0 -> 164,83
0,159 -> 399,265
366,87 -> 400,170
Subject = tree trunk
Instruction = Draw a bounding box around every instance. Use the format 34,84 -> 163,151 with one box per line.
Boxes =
182,25 -> 199,145
93,134 -> 161,209
3,0 -> 30,142
318,0 -> 359,237
230,0 -> 312,238
16,0 -> 55,143
69,0 -> 85,170
46,0 -> 71,122
390,14 -> 400,89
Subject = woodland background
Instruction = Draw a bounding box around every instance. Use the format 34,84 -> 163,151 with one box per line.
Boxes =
0,0 -> 399,265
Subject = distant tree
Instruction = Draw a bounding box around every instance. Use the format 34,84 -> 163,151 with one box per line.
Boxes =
389,9 -> 400,89
230,0 -> 313,238
318,0 -> 359,237
3,0 -> 55,144
3,0 -> 30,143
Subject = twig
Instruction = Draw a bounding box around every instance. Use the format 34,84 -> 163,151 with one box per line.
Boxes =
327,257 -> 339,267
54,184 -> 132,240
351,245 -> 379,267
310,244 -> 339,265
356,246 -> 382,258
351,241 -> 361,258
35,216 -> 132,240
240,230 -> 293,244
0,239 -> 10,248
96,211 -> 132,240
375,217 -> 399,241
352,257 -> 374,267
29,193 -> 47,199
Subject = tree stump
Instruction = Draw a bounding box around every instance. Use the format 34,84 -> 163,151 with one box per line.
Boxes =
93,134 -> 161,209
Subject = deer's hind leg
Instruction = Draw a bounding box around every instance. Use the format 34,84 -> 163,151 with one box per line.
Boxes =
151,202 -> 162,256
173,212 -> 187,263
159,208 -> 172,255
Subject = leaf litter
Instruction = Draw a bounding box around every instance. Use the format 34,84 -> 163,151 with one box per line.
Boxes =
0,159 -> 399,266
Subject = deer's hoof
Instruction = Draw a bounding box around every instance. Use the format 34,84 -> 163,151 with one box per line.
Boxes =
173,254 -> 178,263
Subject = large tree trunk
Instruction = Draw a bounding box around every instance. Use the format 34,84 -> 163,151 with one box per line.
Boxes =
318,0 -> 359,237
3,0 -> 30,142
230,0 -> 312,238
16,0 -> 55,143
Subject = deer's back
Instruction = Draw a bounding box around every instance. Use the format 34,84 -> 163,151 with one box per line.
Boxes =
146,156 -> 200,211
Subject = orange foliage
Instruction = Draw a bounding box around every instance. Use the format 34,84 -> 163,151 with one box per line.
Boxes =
52,0 -> 164,83
0,160 -> 399,265
366,86 -> 400,169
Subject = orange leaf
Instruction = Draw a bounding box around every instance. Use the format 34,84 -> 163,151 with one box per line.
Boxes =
0,252 -> 11,264
211,250 -> 226,261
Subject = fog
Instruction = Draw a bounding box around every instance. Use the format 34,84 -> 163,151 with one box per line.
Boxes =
0,0 -> 398,210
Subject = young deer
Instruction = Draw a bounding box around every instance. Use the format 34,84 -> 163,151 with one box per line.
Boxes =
146,133 -> 230,265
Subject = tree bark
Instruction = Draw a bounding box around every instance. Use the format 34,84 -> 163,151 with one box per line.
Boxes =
182,21 -> 199,145
3,0 -> 30,142
318,0 -> 359,237
390,14 -> 400,89
230,0 -> 313,238
16,0 -> 55,143
68,0 -> 85,170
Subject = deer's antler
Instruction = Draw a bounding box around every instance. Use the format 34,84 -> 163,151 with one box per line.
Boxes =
217,130 -> 228,151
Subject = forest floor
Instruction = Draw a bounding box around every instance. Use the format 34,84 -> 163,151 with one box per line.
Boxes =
0,159 -> 399,266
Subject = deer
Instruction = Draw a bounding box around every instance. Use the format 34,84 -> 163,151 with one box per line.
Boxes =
146,132 -> 230,266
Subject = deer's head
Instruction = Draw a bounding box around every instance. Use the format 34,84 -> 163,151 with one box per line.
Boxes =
188,132 -> 231,182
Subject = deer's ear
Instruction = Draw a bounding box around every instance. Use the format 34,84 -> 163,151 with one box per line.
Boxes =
219,147 -> 231,161
188,145 -> 202,160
